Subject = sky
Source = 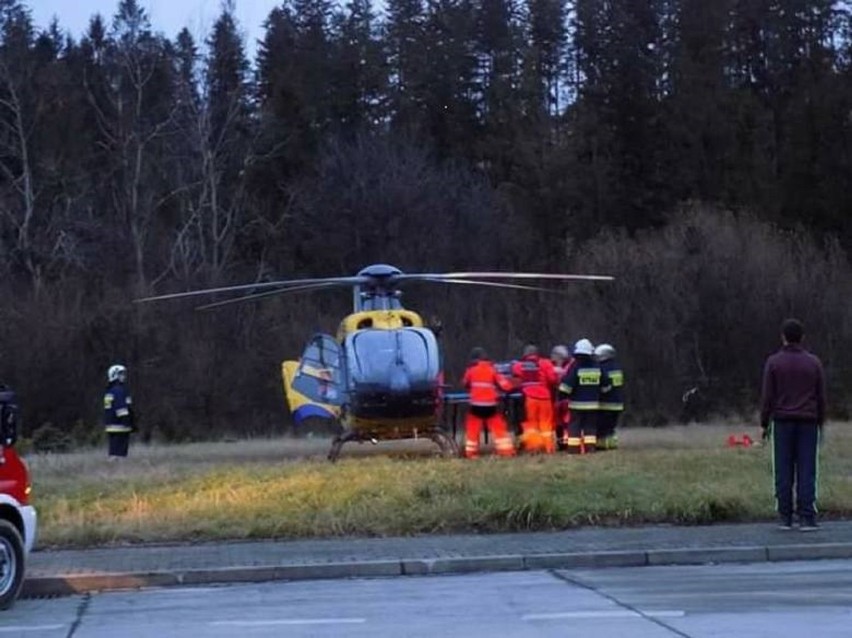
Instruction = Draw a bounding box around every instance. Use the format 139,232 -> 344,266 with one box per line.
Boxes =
30,0 -> 282,56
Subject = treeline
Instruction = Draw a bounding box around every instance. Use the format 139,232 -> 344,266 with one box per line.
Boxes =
0,0 -> 849,441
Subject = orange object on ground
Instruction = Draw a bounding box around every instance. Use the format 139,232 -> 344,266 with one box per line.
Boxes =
727,434 -> 754,448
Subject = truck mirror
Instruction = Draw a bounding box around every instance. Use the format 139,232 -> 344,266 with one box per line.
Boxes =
0,386 -> 19,447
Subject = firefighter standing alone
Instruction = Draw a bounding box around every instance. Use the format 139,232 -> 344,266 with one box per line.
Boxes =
559,339 -> 601,454
104,364 -> 135,459
461,348 -> 516,459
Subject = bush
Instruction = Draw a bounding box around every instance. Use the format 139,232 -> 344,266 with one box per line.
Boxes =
30,423 -> 73,454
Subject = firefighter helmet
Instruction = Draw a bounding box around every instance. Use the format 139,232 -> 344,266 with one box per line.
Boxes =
594,343 -> 616,362
573,339 -> 594,356
107,364 -> 127,383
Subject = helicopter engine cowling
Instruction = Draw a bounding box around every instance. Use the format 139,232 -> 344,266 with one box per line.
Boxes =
344,327 -> 441,420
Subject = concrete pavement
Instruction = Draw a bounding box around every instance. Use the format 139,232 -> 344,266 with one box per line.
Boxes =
21,520 -> 852,597
9,560 -> 852,637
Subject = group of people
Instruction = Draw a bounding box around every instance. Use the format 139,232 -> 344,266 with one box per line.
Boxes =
460,339 -> 624,459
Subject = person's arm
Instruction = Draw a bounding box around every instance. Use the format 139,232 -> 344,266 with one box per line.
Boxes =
495,371 -> 514,393
600,366 -> 613,396
125,393 -> 136,431
542,359 -> 559,388
558,369 -> 574,398
759,359 -> 774,432
816,359 -> 826,427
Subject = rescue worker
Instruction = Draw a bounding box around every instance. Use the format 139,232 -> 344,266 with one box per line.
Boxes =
550,345 -> 574,450
512,344 -> 559,453
595,343 -> 624,450
461,348 -> 516,459
104,364 -> 135,459
558,339 -> 601,454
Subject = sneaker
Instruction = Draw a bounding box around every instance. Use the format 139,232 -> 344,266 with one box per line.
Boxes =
777,517 -> 794,531
799,518 -> 819,532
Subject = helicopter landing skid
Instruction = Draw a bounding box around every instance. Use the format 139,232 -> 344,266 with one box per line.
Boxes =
327,428 -> 460,462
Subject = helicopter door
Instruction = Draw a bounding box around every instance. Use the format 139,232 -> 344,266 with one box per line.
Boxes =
292,334 -> 344,408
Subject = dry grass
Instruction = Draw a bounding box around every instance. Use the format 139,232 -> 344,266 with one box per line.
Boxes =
26,424 -> 852,548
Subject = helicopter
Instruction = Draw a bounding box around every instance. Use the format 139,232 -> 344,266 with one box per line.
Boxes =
137,264 -> 613,461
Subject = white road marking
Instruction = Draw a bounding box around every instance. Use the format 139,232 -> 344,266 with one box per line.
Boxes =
523,610 -> 686,621
0,626 -> 65,633
209,618 -> 367,627
144,587 -> 224,595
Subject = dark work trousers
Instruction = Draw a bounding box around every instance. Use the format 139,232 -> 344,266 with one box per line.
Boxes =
772,420 -> 820,520
108,432 -> 130,457
597,412 -> 620,440
568,411 -> 597,453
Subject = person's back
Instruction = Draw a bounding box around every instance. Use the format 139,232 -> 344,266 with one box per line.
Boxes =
461,348 -> 515,458
761,347 -> 824,424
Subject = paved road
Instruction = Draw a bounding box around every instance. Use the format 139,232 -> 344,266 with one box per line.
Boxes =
6,560 -> 852,637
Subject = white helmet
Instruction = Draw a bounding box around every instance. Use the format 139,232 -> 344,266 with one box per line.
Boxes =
107,364 -> 127,383
595,343 -> 616,362
573,339 -> 594,356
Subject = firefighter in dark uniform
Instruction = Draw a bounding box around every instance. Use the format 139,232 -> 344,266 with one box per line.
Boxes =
104,364 -> 134,459
558,339 -> 600,454
595,343 -> 624,450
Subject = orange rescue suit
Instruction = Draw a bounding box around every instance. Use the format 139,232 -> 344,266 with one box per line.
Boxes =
461,360 -> 516,458
512,355 -> 559,453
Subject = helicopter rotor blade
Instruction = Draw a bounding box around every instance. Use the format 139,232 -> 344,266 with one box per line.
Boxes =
193,281 -> 347,311
401,272 -> 614,282
135,276 -> 369,304
419,278 -> 569,294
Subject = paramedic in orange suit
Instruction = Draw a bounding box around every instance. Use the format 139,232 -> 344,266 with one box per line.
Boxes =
461,347 -> 516,458
512,344 -> 559,453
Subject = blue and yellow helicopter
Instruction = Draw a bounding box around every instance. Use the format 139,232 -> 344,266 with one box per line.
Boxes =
138,264 -> 612,460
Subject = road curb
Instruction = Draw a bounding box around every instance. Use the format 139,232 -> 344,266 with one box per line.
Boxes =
22,542 -> 852,598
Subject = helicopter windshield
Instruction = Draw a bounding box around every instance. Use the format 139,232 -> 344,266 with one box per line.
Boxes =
345,328 -> 439,387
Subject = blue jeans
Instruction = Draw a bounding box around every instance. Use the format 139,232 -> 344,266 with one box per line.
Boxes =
772,420 -> 819,520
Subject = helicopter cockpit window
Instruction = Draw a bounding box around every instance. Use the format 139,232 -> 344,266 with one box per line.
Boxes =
345,328 -> 439,387
294,335 -> 343,405
360,291 -> 403,311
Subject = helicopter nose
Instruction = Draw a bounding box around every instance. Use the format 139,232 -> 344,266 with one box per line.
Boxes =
389,365 -> 411,395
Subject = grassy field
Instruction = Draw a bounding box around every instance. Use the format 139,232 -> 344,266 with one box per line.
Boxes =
27,424 -> 852,548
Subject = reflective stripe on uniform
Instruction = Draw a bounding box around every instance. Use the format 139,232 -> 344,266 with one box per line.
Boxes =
566,437 -> 582,446
583,435 -> 597,445
105,425 -> 132,433
495,436 -> 514,451
558,383 -> 572,394
471,382 -> 494,388
116,408 -> 130,417
599,403 -> 624,412
569,401 -> 599,410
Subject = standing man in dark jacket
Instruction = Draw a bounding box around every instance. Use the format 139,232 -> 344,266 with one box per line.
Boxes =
760,319 -> 827,531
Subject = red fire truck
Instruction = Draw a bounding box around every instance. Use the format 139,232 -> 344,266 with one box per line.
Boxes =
0,386 -> 36,609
